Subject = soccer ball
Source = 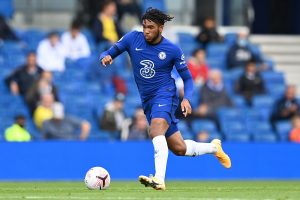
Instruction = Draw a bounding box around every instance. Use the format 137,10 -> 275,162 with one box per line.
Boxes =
84,167 -> 111,190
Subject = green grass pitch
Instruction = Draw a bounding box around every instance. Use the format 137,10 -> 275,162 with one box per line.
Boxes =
0,181 -> 299,200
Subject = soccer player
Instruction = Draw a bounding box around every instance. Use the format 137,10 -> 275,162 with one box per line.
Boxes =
100,8 -> 231,190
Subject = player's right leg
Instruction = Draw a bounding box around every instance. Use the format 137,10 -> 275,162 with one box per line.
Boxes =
166,128 -> 231,168
139,117 -> 168,190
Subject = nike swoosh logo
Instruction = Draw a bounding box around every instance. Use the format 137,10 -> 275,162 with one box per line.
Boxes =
158,104 -> 167,107
135,48 -> 143,51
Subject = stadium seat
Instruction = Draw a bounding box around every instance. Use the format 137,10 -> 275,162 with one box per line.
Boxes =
264,58 -> 275,70
218,107 -> 241,122
89,130 -> 118,140
76,57 -> 96,70
224,80 -> 234,95
252,131 -> 277,142
252,95 -> 275,109
251,96 -> 275,121
59,82 -> 88,95
0,81 -> 9,94
142,0 -> 166,12
221,121 -> 250,142
125,95 -> 141,106
224,33 -> 238,45
26,119 -> 42,140
225,131 -> 251,142
0,41 -> 24,55
207,131 -> 223,140
21,29 -> 46,51
248,44 -> 262,58
85,82 -> 102,94
190,93 -> 200,109
100,130 -> 120,140
63,69 -> 87,81
246,121 -> 272,134
0,93 -> 24,108
241,108 -> 264,122
0,117 -> 14,136
180,42 -> 202,58
191,119 -> 217,135
0,0 -> 14,19
275,121 -> 292,141
228,67 -> 244,82
127,83 -> 139,96
0,67 -> 13,80
177,121 -> 189,132
206,43 -> 229,58
261,71 -> 285,85
206,57 -> 225,70
124,106 -> 137,118
221,121 -> 246,133
177,121 -> 193,139
231,95 -> 247,108
254,107 -> 272,121
265,83 -> 285,100
95,104 -> 105,120
4,54 -> 26,68
81,28 -> 96,47
177,32 -> 196,45
195,130 -> 223,142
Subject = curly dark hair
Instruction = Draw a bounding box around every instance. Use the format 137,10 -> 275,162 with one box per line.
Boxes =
142,7 -> 174,25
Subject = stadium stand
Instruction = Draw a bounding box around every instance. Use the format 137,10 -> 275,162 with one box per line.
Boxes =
0,18 -> 297,143
0,0 -> 14,19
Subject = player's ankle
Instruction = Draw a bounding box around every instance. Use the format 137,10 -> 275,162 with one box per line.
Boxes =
154,176 -> 165,184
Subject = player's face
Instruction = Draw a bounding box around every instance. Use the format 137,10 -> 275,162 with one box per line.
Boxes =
142,19 -> 163,44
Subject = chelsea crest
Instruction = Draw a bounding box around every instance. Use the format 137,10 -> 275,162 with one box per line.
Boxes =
158,52 -> 166,60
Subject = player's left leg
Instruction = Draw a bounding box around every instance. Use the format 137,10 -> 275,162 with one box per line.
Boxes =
166,125 -> 231,168
166,130 -> 217,156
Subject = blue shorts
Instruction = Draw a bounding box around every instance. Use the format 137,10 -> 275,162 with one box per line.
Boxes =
142,95 -> 179,138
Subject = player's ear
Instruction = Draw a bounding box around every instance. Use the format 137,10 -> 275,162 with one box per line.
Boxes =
159,25 -> 164,33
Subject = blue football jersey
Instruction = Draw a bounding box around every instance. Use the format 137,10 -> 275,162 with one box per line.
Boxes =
105,31 -> 188,103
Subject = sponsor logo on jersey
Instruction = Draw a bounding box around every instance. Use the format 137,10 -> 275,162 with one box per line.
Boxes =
140,60 -> 155,78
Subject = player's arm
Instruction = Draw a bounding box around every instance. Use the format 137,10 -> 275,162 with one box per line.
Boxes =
174,47 -> 194,117
178,67 -> 194,117
99,31 -> 134,66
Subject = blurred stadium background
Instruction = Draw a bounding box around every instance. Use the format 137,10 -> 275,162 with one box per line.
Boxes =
0,0 -> 300,182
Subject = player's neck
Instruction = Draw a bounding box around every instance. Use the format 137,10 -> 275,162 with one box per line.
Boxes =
150,35 -> 163,45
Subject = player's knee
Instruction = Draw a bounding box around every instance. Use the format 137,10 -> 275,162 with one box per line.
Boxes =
172,145 -> 186,156
149,118 -> 169,138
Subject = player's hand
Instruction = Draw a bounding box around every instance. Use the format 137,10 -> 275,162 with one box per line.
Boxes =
101,55 -> 113,66
181,98 -> 192,117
